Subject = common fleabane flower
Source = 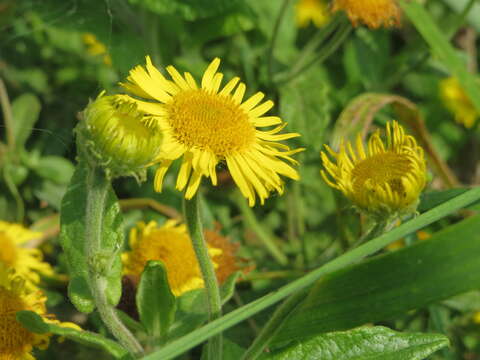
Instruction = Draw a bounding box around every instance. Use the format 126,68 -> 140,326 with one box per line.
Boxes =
118,57 -> 302,206
122,221 -> 239,296
0,266 -> 79,360
321,121 -> 426,219
439,77 -> 479,128
296,0 -> 330,28
77,92 -> 163,179
332,0 -> 401,29
0,221 -> 53,289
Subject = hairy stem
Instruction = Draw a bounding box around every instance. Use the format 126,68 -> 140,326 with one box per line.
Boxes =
85,166 -> 143,357
183,193 -> 223,360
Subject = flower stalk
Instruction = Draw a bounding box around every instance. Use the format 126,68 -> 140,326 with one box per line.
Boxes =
84,165 -> 143,357
183,192 -> 223,360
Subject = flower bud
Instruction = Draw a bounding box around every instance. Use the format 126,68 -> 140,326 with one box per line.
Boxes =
77,92 -> 163,179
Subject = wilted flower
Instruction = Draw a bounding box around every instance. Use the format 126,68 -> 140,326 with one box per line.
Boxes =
332,0 -> 401,29
118,57 -> 302,206
321,121 -> 426,219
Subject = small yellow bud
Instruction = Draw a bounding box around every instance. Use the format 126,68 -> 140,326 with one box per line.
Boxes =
77,92 -> 163,179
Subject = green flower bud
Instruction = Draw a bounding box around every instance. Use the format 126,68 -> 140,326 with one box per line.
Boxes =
77,92 -> 163,179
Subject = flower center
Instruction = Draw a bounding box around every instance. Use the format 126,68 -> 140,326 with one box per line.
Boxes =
167,90 -> 255,156
0,232 -> 17,267
0,287 -> 34,355
351,152 -> 412,196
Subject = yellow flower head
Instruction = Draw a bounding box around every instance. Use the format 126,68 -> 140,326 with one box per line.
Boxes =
0,222 -> 53,289
118,57 -> 302,206
332,0 -> 401,29
296,0 -> 330,28
321,121 -> 426,218
439,77 -> 479,128
78,92 -> 164,178
122,220 -> 238,296
82,32 -> 112,66
0,266 -> 78,360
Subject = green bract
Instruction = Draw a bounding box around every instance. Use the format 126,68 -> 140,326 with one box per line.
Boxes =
77,93 -> 163,179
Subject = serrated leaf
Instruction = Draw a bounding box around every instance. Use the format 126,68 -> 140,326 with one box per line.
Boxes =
273,215 -> 480,346
16,310 -> 130,359
262,326 -> 448,360
137,261 -> 176,339
11,93 -> 41,150
59,161 -> 123,313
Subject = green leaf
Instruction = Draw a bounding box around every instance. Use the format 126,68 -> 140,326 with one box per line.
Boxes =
59,161 -> 123,313
16,311 -> 50,334
262,326 -> 448,360
279,68 -> 331,151
137,261 -> 176,339
10,93 -> 41,150
399,0 -> 480,113
16,310 -> 130,359
272,214 -> 480,346
223,339 -> 246,359
32,156 -> 75,185
418,189 -> 469,212
219,271 -> 242,305
167,271 -> 242,341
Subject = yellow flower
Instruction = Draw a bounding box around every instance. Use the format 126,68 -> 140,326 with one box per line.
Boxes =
332,0 -> 401,29
0,266 -> 78,360
439,77 -> 479,128
78,92 -> 163,178
0,222 -> 53,289
82,33 -> 112,66
296,0 -> 330,28
321,121 -> 426,218
473,311 -> 480,324
122,221 -> 238,296
118,57 -> 302,206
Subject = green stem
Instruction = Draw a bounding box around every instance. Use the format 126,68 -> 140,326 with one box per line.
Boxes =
241,289 -> 307,360
183,193 -> 222,360
235,192 -> 288,266
85,166 -> 143,357
276,21 -> 352,85
144,186 -> 480,360
267,0 -> 293,82
286,14 -> 343,81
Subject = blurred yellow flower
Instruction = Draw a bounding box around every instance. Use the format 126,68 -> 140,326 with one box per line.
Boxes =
332,0 -> 401,29
439,77 -> 478,128
0,221 -> 53,289
0,266 -> 79,360
296,0 -> 330,28
321,121 -> 426,218
82,32 -> 112,66
79,92 -> 164,178
118,57 -> 302,206
473,311 -> 480,324
122,221 -> 239,296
